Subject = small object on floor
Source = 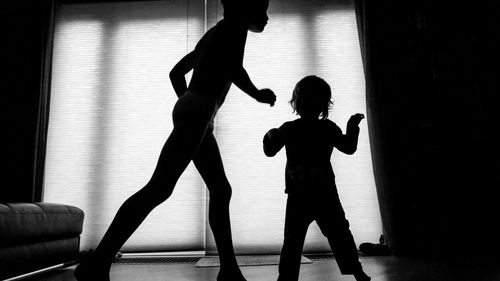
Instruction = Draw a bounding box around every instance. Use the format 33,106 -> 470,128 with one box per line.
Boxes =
359,242 -> 391,256
359,235 -> 391,256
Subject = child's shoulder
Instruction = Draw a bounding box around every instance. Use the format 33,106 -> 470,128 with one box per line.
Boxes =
283,118 -> 337,126
277,120 -> 295,132
321,118 -> 336,125
321,119 -> 342,134
301,118 -> 338,128
280,118 -> 339,132
279,118 -> 302,129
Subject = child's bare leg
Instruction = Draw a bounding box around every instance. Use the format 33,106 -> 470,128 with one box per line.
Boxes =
75,112 -> 211,281
193,132 -> 245,281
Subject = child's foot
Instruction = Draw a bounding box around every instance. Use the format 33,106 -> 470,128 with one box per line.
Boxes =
354,270 -> 371,281
217,267 -> 247,281
74,251 -> 111,281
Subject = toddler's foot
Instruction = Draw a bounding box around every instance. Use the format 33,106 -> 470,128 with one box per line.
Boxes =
354,270 -> 371,281
74,250 -> 111,281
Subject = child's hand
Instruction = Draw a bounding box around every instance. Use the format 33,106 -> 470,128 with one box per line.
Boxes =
256,88 -> 277,107
347,113 -> 365,127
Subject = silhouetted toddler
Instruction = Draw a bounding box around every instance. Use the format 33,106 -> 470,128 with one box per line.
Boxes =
263,76 -> 370,281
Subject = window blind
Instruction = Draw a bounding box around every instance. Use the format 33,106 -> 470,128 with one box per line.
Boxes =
44,0 -> 382,254
44,0 -> 207,252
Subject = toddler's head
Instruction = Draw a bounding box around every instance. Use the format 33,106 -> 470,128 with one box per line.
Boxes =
290,75 -> 333,120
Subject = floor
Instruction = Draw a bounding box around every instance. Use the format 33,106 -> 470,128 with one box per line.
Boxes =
24,255 -> 500,281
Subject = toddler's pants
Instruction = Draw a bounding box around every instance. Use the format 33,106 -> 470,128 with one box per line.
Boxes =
277,188 -> 362,281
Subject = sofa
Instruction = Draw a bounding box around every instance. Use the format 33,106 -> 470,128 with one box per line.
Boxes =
0,202 -> 84,280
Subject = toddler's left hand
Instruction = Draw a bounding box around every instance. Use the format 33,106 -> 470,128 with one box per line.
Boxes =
348,113 -> 365,127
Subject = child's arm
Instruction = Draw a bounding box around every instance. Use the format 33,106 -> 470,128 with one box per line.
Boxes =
263,127 -> 286,157
232,66 -> 276,106
216,22 -> 275,106
335,113 -> 364,155
169,51 -> 197,97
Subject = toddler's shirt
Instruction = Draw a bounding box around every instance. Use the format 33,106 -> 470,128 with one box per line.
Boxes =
264,118 -> 359,194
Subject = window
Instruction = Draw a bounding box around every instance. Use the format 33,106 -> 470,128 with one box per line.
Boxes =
44,0 -> 382,254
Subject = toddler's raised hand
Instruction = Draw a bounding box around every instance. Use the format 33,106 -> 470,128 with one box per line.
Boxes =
256,88 -> 277,107
347,113 -> 365,127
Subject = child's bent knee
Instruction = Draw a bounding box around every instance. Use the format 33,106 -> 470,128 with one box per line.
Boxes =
210,185 -> 232,202
142,182 -> 175,203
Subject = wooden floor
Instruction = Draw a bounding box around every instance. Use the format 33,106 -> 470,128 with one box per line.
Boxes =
26,255 -> 500,281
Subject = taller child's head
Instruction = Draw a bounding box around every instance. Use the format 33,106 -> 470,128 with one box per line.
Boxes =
290,76 -> 333,120
221,0 -> 269,32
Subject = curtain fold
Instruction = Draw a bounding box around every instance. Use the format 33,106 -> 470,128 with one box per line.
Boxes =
353,0 -> 404,254
35,0 -> 56,202
353,0 -> 391,249
3,1 -> 55,203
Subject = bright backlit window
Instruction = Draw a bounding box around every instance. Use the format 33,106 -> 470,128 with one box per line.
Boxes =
44,0 -> 382,254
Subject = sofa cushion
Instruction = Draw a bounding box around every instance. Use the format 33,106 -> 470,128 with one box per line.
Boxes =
0,202 -> 84,248
0,236 -> 80,280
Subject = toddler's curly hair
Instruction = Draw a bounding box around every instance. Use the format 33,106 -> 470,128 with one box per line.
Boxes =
290,75 -> 333,120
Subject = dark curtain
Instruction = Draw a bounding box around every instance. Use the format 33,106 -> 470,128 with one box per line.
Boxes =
2,0 -> 55,202
354,0 -> 500,256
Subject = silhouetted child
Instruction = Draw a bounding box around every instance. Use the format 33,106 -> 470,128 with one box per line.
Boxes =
75,1 -> 275,281
263,76 -> 371,281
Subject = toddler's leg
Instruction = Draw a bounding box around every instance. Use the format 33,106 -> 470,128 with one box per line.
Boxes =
75,112 -> 211,281
315,191 -> 370,281
193,132 -> 245,281
277,195 -> 312,281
